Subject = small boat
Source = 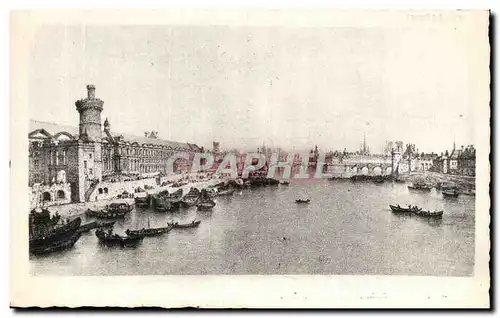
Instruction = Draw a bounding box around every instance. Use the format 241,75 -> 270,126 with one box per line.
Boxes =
78,220 -> 115,233
413,210 -> 444,218
181,197 -> 199,208
389,204 -> 422,213
125,218 -> 172,237
280,181 -> 290,185
295,199 -> 311,204
95,229 -> 144,247
125,226 -> 172,237
373,176 -> 385,184
395,178 -> 405,183
442,189 -> 460,198
168,220 -> 201,229
197,200 -> 216,210
87,202 -> 133,219
30,232 -> 82,255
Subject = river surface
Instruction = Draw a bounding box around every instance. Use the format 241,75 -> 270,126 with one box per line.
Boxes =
30,180 -> 475,276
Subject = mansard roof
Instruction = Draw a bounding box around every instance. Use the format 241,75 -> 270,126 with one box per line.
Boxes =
29,119 -> 202,151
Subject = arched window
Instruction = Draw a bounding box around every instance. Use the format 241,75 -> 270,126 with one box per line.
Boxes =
104,188 -> 108,194
57,190 -> 65,200
42,192 -> 51,202
98,188 -> 103,194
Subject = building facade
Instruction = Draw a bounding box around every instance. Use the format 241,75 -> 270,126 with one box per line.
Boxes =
29,85 -> 204,205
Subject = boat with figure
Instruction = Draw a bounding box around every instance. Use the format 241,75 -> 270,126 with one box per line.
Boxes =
168,220 -> 201,229
389,204 -> 422,213
125,226 -> 172,237
95,228 -> 144,247
408,181 -> 433,192
125,218 -> 173,237
87,202 -> 133,219
30,231 -> 82,255
413,209 -> 444,218
197,199 -> 216,211
295,199 -> 311,204
29,217 -> 82,249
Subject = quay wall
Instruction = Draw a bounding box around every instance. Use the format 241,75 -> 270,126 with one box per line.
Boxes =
29,183 -> 72,209
46,176 -> 222,218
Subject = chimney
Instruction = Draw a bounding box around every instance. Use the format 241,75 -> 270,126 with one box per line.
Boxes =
87,85 -> 96,99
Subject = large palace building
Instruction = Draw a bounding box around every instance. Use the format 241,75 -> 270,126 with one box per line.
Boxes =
29,85 -> 204,205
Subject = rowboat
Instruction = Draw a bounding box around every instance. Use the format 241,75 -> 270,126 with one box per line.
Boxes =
295,199 -> 311,204
30,232 -> 82,255
78,220 -> 115,233
389,204 -> 422,213
413,210 -> 444,218
181,197 -> 199,208
442,189 -> 460,198
168,220 -> 201,229
125,218 -> 173,237
125,226 -> 172,237
197,200 -> 216,210
95,229 -> 143,247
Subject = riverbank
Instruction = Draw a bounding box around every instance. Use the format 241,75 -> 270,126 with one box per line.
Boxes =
49,176 -> 223,218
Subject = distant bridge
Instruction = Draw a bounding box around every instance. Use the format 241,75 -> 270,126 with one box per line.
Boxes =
324,155 -> 395,177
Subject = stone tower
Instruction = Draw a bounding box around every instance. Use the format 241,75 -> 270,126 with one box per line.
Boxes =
75,85 -> 104,141
75,85 -> 103,182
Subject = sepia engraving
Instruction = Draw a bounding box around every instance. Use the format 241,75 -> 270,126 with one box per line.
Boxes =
11,9 -> 490,308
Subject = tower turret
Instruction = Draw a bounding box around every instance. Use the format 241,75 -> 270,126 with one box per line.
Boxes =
75,85 -> 104,142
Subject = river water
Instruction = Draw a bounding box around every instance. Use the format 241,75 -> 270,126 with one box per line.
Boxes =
30,179 -> 475,276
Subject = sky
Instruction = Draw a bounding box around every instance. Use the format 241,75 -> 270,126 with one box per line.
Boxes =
29,23 -> 479,153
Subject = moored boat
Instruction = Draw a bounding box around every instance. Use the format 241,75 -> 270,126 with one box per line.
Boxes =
442,189 -> 460,198
280,181 -> 290,185
197,199 -> 216,210
181,196 -> 199,208
30,232 -> 82,255
29,217 -> 82,249
389,204 -> 422,213
125,226 -> 172,237
168,220 -> 201,229
95,229 -> 144,247
78,220 -> 115,233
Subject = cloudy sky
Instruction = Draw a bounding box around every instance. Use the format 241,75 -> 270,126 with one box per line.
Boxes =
29,22 -> 481,153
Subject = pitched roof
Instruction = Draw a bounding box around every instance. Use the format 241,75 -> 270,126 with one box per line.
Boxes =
29,119 -> 202,151
30,120 -> 79,138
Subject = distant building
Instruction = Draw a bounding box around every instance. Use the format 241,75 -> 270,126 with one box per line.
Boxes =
430,143 -> 475,176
